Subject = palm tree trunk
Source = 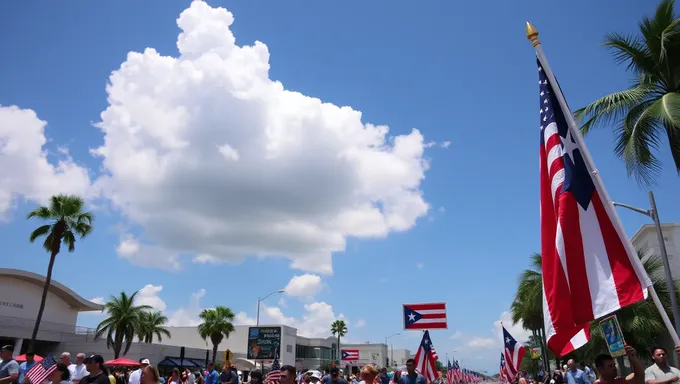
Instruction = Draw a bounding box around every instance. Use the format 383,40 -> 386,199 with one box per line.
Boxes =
212,344 -> 218,363
29,250 -> 57,352
337,335 -> 341,363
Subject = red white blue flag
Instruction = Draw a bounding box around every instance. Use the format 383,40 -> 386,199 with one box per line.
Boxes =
414,330 -> 439,383
536,58 -> 651,356
341,350 -> 359,361
403,302 -> 447,330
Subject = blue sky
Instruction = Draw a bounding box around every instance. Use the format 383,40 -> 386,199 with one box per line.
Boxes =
1,0 -> 679,373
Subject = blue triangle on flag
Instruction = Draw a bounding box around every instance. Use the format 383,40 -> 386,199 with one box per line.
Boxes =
404,306 -> 423,326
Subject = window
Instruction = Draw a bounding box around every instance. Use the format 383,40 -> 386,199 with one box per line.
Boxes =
287,345 -> 293,353
295,345 -> 333,359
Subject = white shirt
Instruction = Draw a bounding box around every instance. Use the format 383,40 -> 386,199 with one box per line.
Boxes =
69,364 -> 89,383
129,369 -> 143,384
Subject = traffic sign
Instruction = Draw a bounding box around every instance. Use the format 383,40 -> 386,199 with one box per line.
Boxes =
221,349 -> 234,362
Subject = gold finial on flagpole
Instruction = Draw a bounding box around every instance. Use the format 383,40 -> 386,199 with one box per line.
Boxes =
526,22 -> 540,47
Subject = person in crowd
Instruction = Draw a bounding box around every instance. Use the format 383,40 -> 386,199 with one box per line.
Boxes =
168,369 -> 181,384
329,368 -> 347,384
278,366 -> 296,384
204,363 -> 219,384
50,363 -> 73,384
183,368 -> 194,384
70,354 -> 89,384
321,371 -> 330,384
392,371 -> 401,384
378,369 -> 389,384
18,352 -> 38,384
245,371 -> 262,384
566,359 -> 592,384
141,365 -> 161,384
359,366 -> 378,384
310,372 -> 323,384
81,355 -> 110,384
399,359 -> 425,384
579,363 -> 596,383
552,370 -> 564,384
0,345 -> 19,384
645,346 -> 680,384
129,359 -> 150,384
596,345 -> 643,384
194,374 -> 204,384
219,366 -> 235,384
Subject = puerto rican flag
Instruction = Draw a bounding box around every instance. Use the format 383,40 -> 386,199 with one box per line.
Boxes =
403,302 -> 447,330
536,57 -> 651,356
502,326 -> 525,381
341,350 -> 359,361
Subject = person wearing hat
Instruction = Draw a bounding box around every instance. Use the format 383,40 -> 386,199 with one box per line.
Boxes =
80,355 -> 110,384
129,359 -> 150,384
18,352 -> 38,384
310,372 -> 323,384
0,345 -> 19,384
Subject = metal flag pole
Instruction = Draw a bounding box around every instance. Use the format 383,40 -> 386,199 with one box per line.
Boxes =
525,22 -> 680,347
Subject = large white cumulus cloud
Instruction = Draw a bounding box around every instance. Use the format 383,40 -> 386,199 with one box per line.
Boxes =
93,1 -> 432,274
0,106 -> 92,218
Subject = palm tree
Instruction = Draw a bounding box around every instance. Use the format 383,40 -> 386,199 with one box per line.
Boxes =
197,306 -> 236,362
574,0 -> 680,186
512,252 -> 680,361
330,320 -> 348,362
27,194 -> 94,351
137,311 -> 171,343
96,291 -> 151,358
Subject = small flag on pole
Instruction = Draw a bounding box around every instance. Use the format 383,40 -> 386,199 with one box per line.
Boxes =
266,349 -> 281,383
414,330 -> 439,383
502,326 -> 525,382
26,354 -> 57,384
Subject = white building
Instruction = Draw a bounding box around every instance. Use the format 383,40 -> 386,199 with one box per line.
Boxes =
631,222 -> 680,366
0,268 -> 388,372
388,348 -> 411,366
0,268 -> 104,353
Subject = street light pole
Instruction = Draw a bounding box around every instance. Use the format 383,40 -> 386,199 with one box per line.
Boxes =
256,289 -> 285,372
613,191 -> 680,340
385,333 -> 400,367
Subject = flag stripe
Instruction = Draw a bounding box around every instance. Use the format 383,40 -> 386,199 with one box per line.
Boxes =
420,313 -> 447,319
407,303 -> 446,311
592,193 -> 646,307
406,321 -> 447,329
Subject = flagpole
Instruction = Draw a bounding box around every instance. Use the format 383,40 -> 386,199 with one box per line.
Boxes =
525,22 -> 680,347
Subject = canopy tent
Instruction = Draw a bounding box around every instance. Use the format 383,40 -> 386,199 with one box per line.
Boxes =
157,357 -> 203,369
13,354 -> 44,362
230,358 -> 256,371
105,357 -> 140,367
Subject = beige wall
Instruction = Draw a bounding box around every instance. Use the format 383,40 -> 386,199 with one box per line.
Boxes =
0,276 -> 78,325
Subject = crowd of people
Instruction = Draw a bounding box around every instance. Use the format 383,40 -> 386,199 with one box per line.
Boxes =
510,345 -> 680,384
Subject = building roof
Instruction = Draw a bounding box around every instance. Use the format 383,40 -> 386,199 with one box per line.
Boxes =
0,268 -> 104,311
631,222 -> 680,244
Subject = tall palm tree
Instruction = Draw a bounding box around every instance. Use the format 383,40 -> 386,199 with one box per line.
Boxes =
513,252 -> 680,361
574,0 -> 680,186
197,306 -> 236,362
27,194 -> 94,351
96,291 -> 151,358
137,311 -> 171,343
330,320 -> 348,362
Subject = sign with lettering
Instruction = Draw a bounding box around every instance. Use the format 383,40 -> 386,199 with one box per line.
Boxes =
247,327 -> 281,360
0,301 -> 24,309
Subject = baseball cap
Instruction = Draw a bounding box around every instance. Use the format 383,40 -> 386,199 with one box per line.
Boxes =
84,354 -> 104,365
1,345 -> 14,352
311,372 -> 323,380
141,359 -> 151,365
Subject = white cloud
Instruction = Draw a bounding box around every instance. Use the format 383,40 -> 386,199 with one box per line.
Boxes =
236,301 -> 346,338
0,106 -> 92,219
284,274 -> 322,297
451,331 -> 463,340
355,319 -> 366,328
440,141 -> 451,148
493,311 -> 532,343
90,297 -> 105,305
91,0 -> 432,275
135,284 -> 167,311
416,262 -> 424,269
467,337 -> 496,349
116,235 -> 181,271
167,288 -> 207,326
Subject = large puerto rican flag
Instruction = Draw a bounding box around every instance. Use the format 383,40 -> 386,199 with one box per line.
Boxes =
341,350 -> 359,361
536,57 -> 651,356
403,302 -> 447,330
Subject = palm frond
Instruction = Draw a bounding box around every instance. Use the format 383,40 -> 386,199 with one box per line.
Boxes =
29,225 -> 52,243
574,85 -> 653,135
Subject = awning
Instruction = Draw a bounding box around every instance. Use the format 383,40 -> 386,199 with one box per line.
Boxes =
158,357 -> 202,368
